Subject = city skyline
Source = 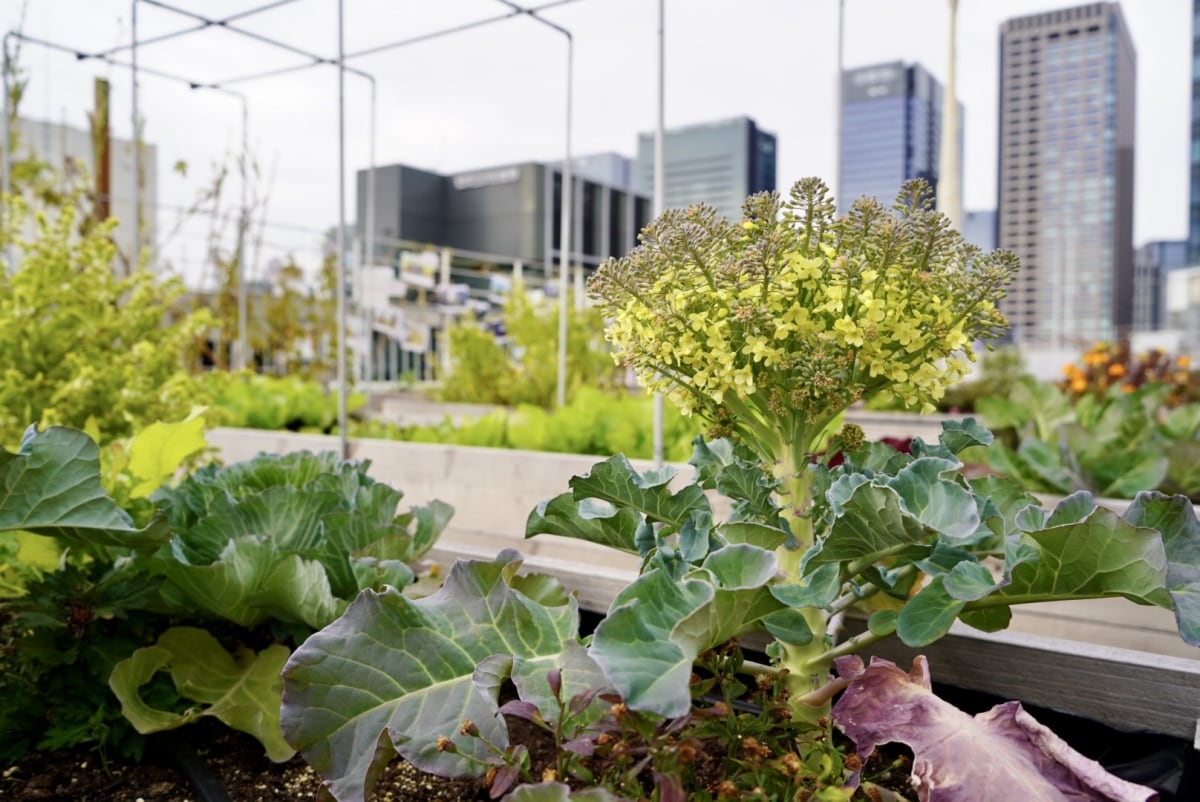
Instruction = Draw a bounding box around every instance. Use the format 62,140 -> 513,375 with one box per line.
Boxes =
3,0 -> 1191,286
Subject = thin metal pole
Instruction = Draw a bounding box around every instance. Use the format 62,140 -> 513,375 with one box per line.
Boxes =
364,74 -> 377,383
491,2 -> 573,408
1,32 -> 12,271
937,0 -> 962,229
237,94 -> 249,370
556,36 -> 572,409
336,0 -> 348,457
131,0 -> 140,266
835,0 -> 844,203
652,0 -> 665,467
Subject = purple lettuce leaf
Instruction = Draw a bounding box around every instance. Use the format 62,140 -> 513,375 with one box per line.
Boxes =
830,656 -> 1158,802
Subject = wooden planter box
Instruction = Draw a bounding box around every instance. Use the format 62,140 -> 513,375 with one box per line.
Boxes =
205,428 -> 1200,742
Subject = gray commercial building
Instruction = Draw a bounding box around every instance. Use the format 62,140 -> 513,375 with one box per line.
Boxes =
997,2 -> 1136,346
1133,240 -> 1188,332
839,61 -> 954,215
356,160 -> 650,273
633,116 -> 776,222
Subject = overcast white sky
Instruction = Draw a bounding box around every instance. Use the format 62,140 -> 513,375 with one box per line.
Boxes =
4,0 -> 1193,286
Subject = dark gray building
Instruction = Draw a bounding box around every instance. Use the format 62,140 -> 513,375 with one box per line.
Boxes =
356,160 -> 650,273
633,116 -> 776,222
997,2 -> 1136,347
1133,240 -> 1188,331
839,61 -> 951,215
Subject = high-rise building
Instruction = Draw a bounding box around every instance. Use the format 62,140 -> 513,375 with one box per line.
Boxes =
1133,240 -> 1188,332
1189,1 -> 1200,263
962,209 -> 998,252
997,2 -> 1136,346
838,61 -> 956,215
633,116 -> 776,222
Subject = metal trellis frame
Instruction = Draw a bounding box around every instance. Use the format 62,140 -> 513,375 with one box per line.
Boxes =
2,0 -> 586,455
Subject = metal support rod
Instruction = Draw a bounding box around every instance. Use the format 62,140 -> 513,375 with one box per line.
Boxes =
652,0 -> 665,467
835,0 -> 845,202
494,1 -> 573,409
336,0 -> 348,457
1,31 -> 13,271
937,0 -> 962,229
363,73 -> 377,383
92,0 -> 304,59
131,0 -> 140,266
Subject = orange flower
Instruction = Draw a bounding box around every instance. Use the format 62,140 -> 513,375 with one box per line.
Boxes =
1107,363 -> 1126,377
1122,383 -> 1136,393
1178,355 -> 1192,369
1070,377 -> 1087,393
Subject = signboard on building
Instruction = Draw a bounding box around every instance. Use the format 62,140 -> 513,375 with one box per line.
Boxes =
452,166 -> 520,191
843,62 -> 906,103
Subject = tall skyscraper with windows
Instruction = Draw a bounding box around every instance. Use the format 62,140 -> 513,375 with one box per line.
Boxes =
634,116 -> 776,223
1189,0 -> 1200,263
997,2 -> 1136,346
838,61 -> 954,215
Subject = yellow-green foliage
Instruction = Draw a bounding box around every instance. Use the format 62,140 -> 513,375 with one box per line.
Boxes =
202,371 -> 366,433
0,202 -> 211,444
439,287 -> 622,408
354,386 -> 698,461
589,179 -> 1015,458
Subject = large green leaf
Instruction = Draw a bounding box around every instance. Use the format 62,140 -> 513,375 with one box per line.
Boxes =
569,455 -> 710,527
0,425 -> 168,548
280,552 -> 579,802
157,535 -> 342,628
108,626 -> 293,761
880,457 -> 980,542
589,546 -> 779,718
126,413 -> 209,499
804,483 -> 928,572
1164,440 -> 1200,499
525,492 -> 642,553
988,506 -> 1170,608
1123,493 -> 1200,646
896,579 -> 964,647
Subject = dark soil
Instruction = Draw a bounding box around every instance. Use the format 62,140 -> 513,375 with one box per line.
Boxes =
0,716 -> 913,802
0,718 -> 492,802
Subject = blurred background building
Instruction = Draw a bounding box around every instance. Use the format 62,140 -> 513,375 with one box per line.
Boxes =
837,60 -> 957,215
996,2 -> 1137,349
633,116 -> 777,222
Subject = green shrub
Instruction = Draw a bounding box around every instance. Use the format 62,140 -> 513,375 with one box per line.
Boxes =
0,203 -> 210,444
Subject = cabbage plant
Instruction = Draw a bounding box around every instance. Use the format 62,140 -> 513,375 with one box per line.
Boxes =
0,423 -> 449,762
279,181 -> 1192,801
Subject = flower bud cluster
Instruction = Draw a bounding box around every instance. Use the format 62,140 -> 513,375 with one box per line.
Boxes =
588,178 -> 1016,455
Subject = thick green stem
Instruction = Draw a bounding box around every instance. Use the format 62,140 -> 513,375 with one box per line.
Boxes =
773,440 -> 835,724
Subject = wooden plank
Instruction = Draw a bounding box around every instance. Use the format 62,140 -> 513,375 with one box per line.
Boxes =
428,544 -> 1200,741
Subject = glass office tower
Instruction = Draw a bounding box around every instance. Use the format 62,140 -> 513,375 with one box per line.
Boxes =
634,116 -> 777,223
997,2 -> 1136,346
838,61 -> 950,215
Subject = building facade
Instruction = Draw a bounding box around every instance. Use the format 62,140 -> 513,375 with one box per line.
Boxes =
357,160 -> 650,274
633,116 -> 776,222
1190,0 -> 1200,263
1133,240 -> 1188,332
962,209 -> 998,252
997,2 -> 1136,346
839,61 -> 953,215
15,116 -> 157,269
